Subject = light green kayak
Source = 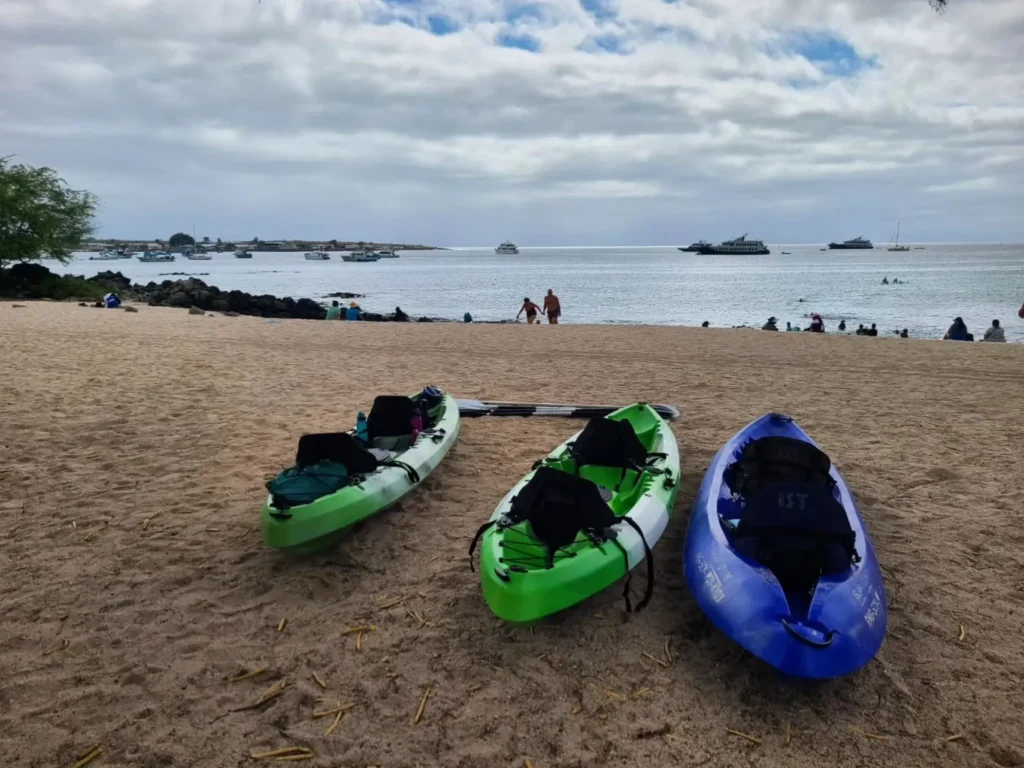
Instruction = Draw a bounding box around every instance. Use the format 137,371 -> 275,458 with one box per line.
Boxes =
261,391 -> 459,554
472,403 -> 680,622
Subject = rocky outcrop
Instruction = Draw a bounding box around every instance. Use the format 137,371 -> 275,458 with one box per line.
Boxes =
83,272 -> 329,320
71,269 -> 450,322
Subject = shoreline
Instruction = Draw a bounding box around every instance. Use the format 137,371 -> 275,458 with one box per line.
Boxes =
8,297 -> 1023,342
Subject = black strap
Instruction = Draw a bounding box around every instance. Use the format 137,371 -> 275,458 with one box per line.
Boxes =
423,427 -> 447,444
382,459 -> 420,484
468,520 -> 496,571
619,516 -> 655,612
611,538 -> 633,612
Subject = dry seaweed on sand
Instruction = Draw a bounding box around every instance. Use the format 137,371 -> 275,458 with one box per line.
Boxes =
72,745 -> 103,768
233,678 -> 287,711
229,667 -> 269,683
725,728 -> 762,745
249,746 -> 313,761
413,685 -> 432,725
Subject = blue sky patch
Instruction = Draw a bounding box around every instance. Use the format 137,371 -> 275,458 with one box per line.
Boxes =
788,31 -> 877,77
580,0 -> 617,22
497,31 -> 541,52
427,14 -> 458,35
581,33 -> 630,54
505,2 -> 546,24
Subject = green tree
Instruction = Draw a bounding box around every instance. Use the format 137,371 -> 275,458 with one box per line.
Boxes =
168,232 -> 195,247
930,0 -> 947,10
0,157 -> 98,270
202,235 -> 210,243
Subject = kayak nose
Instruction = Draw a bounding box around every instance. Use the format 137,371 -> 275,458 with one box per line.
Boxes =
781,618 -> 836,648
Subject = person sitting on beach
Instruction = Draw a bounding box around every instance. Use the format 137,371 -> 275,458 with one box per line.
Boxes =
855,324 -> 865,335
944,317 -> 969,341
393,306 -> 409,322
838,319 -> 847,331
326,300 -> 342,320
345,302 -> 362,321
882,277 -> 889,285
517,298 -> 543,324
762,316 -> 778,331
982,319 -> 1005,342
104,292 -> 121,309
464,312 -> 473,323
900,328 -> 909,338
701,320 -> 710,327
866,323 -> 878,337
808,313 -> 825,333
543,289 -> 561,324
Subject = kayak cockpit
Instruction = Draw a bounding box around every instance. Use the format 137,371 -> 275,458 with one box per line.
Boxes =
716,435 -> 860,618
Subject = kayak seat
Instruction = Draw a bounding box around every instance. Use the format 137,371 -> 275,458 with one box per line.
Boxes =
296,432 -> 379,474
733,483 -> 857,593
468,466 -> 656,612
568,417 -> 658,492
367,395 -> 419,451
725,436 -> 834,498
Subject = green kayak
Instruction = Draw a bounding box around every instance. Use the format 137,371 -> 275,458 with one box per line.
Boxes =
471,403 -> 680,622
261,389 -> 460,554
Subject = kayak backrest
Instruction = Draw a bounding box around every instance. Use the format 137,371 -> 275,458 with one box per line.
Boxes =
568,417 -> 647,473
734,483 -> 857,592
507,467 -> 617,567
368,396 -> 416,440
726,436 -> 833,498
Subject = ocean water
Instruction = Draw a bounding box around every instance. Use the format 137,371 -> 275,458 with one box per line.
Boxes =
62,244 -> 1024,341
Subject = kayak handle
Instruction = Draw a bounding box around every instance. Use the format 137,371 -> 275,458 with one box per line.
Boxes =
781,618 -> 835,648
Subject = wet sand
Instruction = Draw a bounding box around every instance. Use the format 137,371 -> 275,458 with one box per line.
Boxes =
1,302 -> 1022,767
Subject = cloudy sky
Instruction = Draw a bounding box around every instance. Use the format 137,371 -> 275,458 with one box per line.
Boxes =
2,0 -> 1022,245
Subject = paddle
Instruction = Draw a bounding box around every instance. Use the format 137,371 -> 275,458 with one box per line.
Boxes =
456,399 -> 680,421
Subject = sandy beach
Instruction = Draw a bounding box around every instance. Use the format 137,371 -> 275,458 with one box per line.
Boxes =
1,301 -> 1022,768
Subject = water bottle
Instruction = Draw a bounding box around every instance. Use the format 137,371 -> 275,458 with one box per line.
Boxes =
355,412 -> 369,444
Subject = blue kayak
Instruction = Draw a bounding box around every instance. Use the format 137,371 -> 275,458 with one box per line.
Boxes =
684,413 -> 887,678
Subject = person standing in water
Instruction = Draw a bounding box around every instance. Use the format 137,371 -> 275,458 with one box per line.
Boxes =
543,289 -> 561,324
517,297 -> 543,324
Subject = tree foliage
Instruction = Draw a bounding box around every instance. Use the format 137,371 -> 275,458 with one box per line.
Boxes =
168,232 -> 195,247
929,0 -> 948,10
0,157 -> 98,270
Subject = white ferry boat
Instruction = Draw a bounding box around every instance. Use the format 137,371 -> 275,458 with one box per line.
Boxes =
495,241 -> 519,254
829,236 -> 874,250
304,251 -> 331,261
696,234 -> 770,255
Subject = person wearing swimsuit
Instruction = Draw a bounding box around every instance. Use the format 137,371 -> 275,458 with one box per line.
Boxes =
543,289 -> 561,324
517,297 -> 542,324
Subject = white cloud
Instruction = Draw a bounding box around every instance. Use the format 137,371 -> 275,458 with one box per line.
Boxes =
1,0 -> 1022,244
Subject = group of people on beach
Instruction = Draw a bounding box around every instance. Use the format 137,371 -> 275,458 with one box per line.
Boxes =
944,317 -> 1006,342
516,289 -> 561,324
760,313 -> 1008,342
